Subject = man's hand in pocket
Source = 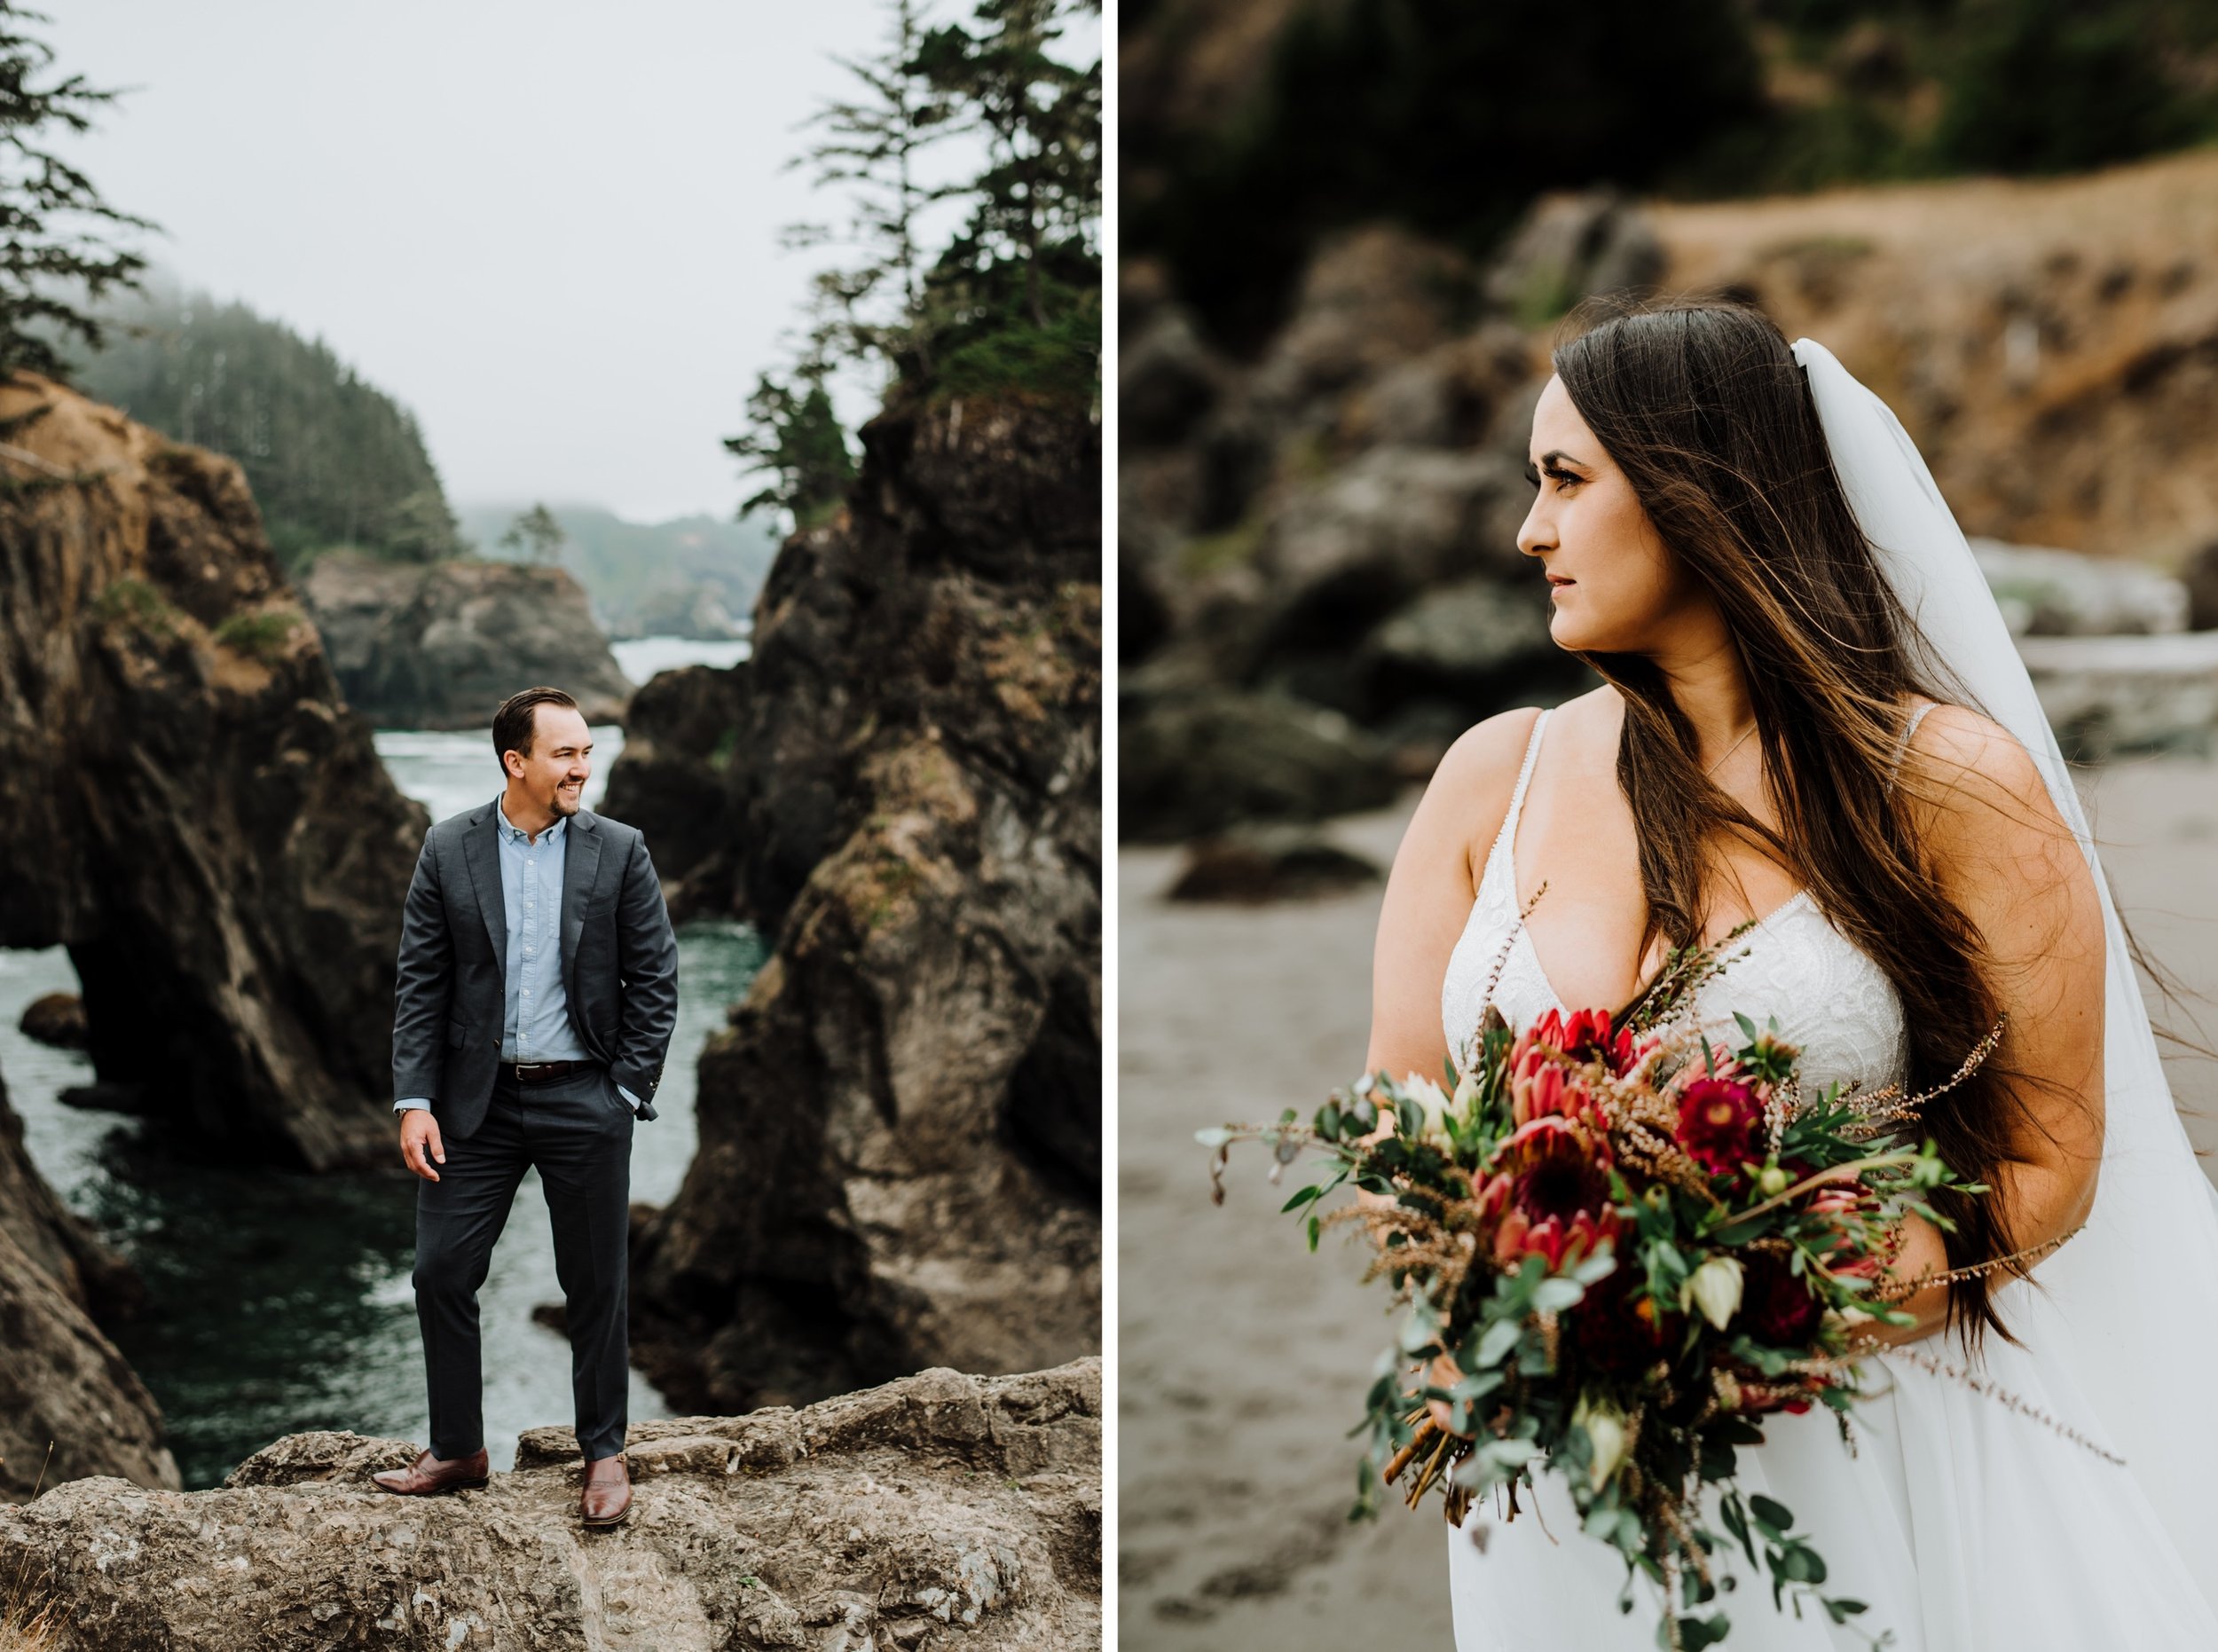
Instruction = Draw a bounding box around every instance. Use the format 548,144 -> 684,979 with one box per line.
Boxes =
401,1110 -> 446,1182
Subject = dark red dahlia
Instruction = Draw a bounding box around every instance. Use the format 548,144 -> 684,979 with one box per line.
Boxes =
1567,1254 -> 1672,1379
1675,1077 -> 1764,1176
1478,1117 -> 1621,1270
1742,1251 -> 1825,1347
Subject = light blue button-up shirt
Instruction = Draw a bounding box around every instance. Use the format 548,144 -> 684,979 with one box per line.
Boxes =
494,800 -> 589,1064
396,797 -> 641,1116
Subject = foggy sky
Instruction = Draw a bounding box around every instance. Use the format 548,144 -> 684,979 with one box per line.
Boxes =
45,0 -> 1030,522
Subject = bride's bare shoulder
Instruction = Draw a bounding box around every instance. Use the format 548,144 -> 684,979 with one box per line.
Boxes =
1420,688 -> 1611,851
1899,699 -> 2071,842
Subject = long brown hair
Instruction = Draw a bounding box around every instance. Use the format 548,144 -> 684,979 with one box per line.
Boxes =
1551,299 -> 2080,1348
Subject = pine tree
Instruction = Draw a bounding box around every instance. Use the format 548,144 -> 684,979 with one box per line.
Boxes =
724,358 -> 855,533
913,0 -> 1100,395
499,502 -> 568,566
782,0 -> 954,382
0,2 -> 153,378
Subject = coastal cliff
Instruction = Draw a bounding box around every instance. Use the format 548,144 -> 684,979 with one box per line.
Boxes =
0,375 -> 424,1168
617,392 -> 1103,1412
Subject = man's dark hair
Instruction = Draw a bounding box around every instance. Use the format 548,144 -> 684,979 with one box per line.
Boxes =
492,687 -> 579,775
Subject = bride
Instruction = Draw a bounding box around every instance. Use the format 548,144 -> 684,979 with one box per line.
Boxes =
1365,303 -> 2218,1648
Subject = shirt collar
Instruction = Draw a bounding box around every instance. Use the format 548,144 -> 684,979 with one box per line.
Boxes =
494,797 -> 566,846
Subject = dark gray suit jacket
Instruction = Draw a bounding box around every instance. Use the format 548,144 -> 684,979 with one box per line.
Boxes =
391,798 -> 680,1138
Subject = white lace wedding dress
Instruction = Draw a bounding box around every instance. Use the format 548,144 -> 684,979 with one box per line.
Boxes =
1436,705 -> 2218,1650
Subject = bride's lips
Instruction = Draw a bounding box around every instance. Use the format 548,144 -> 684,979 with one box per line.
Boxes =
1546,574 -> 1575,595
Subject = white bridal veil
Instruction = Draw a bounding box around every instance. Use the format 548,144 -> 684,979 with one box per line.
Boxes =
1792,337 -> 2218,1621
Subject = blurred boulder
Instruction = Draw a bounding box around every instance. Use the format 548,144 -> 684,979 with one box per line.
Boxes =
1257,447 -> 1530,657
17,994 -> 85,1050
1335,324 -> 1538,453
1485,189 -> 1664,320
2183,539 -> 2218,632
1255,225 -> 1476,410
1166,824 -> 1383,904
1354,579 -> 1567,718
1122,688 -> 1400,843
1121,303 -> 1225,447
2017,632 -> 2218,759
1970,539 -> 2188,637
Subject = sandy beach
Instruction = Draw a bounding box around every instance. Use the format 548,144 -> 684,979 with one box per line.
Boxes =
1117,751 -> 2218,1648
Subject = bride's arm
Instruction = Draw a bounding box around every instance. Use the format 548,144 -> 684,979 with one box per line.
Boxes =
1358,709 -> 1541,1149
1870,705 -> 2108,1345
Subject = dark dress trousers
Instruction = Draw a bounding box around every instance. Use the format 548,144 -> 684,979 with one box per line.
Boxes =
391,798 -> 679,1461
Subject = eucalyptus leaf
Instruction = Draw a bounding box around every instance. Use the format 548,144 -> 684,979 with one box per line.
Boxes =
1532,1277 -> 1587,1313
1748,1492 -> 1795,1535
1475,1318 -> 1523,1368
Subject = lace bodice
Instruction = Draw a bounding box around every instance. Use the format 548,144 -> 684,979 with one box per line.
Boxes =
1439,705 -> 1924,1101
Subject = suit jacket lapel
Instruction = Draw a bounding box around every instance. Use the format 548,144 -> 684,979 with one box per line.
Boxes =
462,800 -> 507,979
561,813 -> 602,1004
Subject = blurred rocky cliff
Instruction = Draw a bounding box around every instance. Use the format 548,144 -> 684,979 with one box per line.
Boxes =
0,376 -> 425,1168
298,554 -> 633,730
1122,150 -> 2218,844
609,393 -> 1102,1412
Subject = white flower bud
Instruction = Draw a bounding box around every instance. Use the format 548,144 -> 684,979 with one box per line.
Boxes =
1572,1394 -> 1628,1491
1404,1073 -> 1452,1145
1682,1255 -> 1745,1332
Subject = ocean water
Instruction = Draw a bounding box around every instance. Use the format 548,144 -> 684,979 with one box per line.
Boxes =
1,638 -> 764,1485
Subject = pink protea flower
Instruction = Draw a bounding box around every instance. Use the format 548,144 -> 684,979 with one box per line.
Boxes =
1514,1007 -> 1639,1078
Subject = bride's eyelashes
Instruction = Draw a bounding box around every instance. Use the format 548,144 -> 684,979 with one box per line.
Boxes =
1523,461 -> 1585,494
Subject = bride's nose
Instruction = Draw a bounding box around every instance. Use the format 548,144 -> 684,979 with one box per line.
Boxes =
1516,493 -> 1554,561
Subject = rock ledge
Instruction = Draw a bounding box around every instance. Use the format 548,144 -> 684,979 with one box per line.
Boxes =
0,1357 -> 1100,1650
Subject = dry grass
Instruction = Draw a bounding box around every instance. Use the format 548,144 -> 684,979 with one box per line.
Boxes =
0,1562 -> 61,1652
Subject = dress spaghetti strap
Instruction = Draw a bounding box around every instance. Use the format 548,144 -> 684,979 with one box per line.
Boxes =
1485,707 -> 1551,868
1884,699 -> 1935,796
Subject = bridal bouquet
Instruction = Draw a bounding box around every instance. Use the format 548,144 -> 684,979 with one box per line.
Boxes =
1199,933 -> 2006,1650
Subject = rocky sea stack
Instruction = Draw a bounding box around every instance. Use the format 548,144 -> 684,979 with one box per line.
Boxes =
0,375 -> 424,1169
299,553 -> 633,730
613,391 -> 1102,1412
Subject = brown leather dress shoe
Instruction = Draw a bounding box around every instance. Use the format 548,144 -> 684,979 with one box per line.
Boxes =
580,1453 -> 631,1527
371,1446 -> 490,1495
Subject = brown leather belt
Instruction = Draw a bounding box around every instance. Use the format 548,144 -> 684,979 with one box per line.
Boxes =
503,1059 -> 596,1086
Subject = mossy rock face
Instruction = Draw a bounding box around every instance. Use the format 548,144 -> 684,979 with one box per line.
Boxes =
0,374 -> 422,1174
212,608 -> 304,665
625,396 -> 1101,1415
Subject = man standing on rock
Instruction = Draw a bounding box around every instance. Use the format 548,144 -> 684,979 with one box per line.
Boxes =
373,686 -> 679,1528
